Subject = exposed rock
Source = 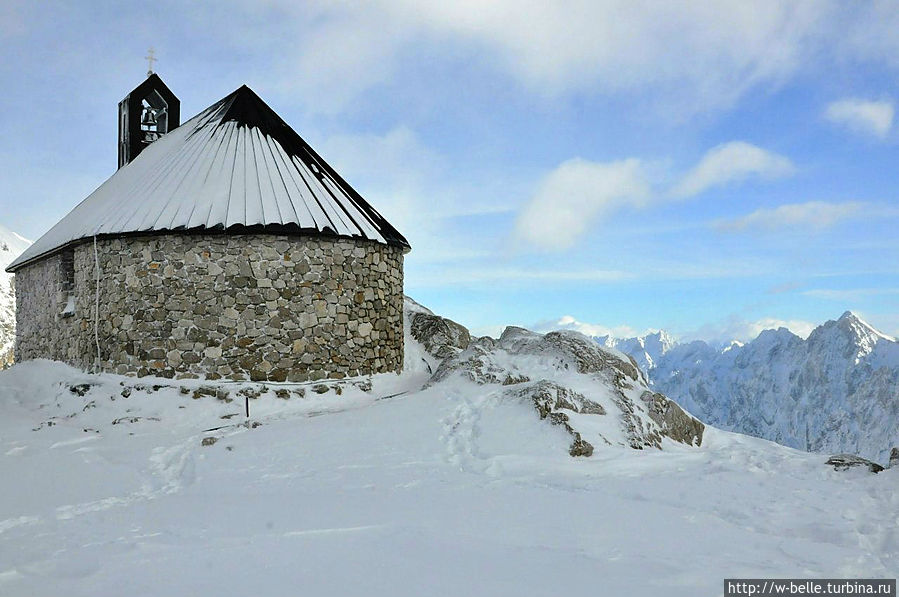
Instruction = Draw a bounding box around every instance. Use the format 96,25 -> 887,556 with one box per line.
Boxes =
640,391 -> 704,447
568,433 -> 594,457
201,437 -> 218,447
69,383 -> 92,396
889,447 -> 899,469
409,311 -> 471,359
431,342 -> 507,385
510,381 -> 602,457
502,374 -> 530,386
111,416 -> 160,425
518,381 -> 606,418
431,326 -> 705,456
825,454 -> 884,473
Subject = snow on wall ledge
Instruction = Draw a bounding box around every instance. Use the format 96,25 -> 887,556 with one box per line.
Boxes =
14,233 -> 404,381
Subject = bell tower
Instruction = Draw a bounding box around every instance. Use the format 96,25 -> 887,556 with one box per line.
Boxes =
118,64 -> 180,169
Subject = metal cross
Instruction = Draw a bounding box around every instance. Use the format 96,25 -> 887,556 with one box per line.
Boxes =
145,48 -> 157,77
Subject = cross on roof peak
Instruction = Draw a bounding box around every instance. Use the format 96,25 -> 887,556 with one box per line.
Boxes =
145,48 -> 157,77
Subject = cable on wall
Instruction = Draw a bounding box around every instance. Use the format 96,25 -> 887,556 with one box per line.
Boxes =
93,235 -> 101,372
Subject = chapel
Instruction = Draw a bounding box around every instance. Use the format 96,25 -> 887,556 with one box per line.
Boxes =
6,73 -> 410,381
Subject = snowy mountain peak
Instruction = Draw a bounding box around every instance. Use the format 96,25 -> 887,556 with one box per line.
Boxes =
0,224 -> 31,270
0,224 -> 31,367
836,310 -> 893,342
626,311 -> 899,462
643,330 -> 676,353
590,329 -> 676,372
806,310 -> 896,364
752,326 -> 802,349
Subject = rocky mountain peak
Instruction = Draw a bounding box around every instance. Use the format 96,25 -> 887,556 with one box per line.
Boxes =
627,311 -> 899,462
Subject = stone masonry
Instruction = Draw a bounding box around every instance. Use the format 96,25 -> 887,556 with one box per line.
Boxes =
14,233 -> 404,381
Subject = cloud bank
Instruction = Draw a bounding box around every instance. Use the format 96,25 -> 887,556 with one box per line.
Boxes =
672,142 -> 795,198
513,158 -> 650,251
714,201 -> 866,232
515,141 -> 794,251
824,98 -> 894,138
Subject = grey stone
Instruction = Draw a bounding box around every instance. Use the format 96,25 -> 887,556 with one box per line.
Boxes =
13,234 -> 405,382
826,454 -> 884,473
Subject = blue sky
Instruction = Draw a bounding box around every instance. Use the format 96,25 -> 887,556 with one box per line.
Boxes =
2,1 -> 898,341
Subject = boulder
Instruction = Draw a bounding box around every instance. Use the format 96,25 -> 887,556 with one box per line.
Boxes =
409,311 -> 471,359
825,454 -> 884,473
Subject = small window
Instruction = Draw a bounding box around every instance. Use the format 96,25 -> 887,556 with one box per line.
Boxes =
58,249 -> 75,317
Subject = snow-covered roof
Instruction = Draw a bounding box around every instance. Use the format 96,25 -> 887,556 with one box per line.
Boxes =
7,85 -> 410,272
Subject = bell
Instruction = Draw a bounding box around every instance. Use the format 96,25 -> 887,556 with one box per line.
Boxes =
141,107 -> 157,127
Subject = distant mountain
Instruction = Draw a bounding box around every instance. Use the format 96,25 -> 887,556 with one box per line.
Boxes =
594,330 -> 677,372
0,225 -> 32,367
601,313 -> 899,463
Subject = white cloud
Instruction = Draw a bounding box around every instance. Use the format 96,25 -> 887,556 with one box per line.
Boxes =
824,98 -> 894,138
685,316 -> 817,343
513,158 -> 650,251
215,0 -> 878,116
514,142 -> 796,252
671,141 -> 795,198
400,2 -> 820,105
531,315 -> 638,339
715,201 -> 866,232
533,313 -> 819,344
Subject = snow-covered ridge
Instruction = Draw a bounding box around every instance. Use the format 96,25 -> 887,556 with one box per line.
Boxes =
596,311 -> 899,462
0,224 -> 31,368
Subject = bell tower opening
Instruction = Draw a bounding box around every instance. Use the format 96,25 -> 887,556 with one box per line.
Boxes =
140,90 -> 168,144
118,71 -> 180,169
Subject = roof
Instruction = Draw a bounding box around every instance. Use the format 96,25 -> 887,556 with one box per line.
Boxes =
8,85 -> 410,272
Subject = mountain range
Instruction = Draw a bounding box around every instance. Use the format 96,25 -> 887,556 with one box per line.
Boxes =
597,312 -> 899,463
0,225 -> 31,367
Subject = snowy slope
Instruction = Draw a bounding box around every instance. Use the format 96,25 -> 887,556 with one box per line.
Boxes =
608,313 -> 899,463
0,301 -> 897,596
0,225 -> 31,367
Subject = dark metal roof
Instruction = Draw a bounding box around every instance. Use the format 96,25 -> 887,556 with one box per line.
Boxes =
8,85 -> 410,272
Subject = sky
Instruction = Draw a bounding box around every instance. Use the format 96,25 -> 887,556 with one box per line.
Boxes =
1,1 -> 898,342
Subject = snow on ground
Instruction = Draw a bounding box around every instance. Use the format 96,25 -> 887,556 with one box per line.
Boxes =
0,352 -> 897,595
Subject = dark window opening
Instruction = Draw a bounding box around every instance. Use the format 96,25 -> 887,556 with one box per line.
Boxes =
58,249 -> 75,317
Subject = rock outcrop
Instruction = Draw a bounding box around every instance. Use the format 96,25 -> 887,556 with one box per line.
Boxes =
419,310 -> 705,456
409,310 -> 471,359
825,454 -> 885,474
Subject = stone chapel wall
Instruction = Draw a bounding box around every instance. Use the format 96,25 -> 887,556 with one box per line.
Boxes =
15,233 -> 404,381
